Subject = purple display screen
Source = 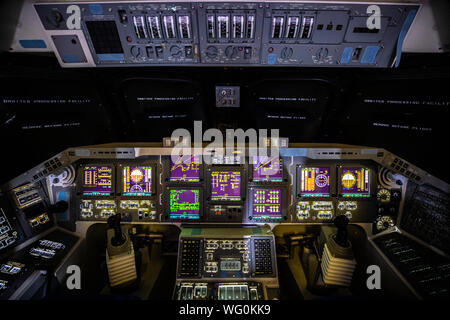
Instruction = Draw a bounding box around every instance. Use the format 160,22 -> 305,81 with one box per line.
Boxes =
123,166 -> 152,195
169,189 -> 200,219
252,189 -> 282,220
341,167 -> 370,197
211,171 -> 241,201
300,167 -> 330,197
82,165 -> 112,195
252,156 -> 283,181
170,155 -> 200,182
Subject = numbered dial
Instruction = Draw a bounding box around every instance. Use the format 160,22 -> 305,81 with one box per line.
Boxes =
376,215 -> 395,231
377,189 -> 391,203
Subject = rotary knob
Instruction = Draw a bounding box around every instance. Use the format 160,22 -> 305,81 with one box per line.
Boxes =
130,46 -> 142,58
170,45 -> 182,58
225,46 -> 238,59
205,46 -> 218,59
280,47 -> 293,59
51,10 -> 63,24
315,48 -> 329,61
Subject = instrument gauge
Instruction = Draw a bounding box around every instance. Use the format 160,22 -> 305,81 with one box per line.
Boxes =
376,215 -> 395,231
377,189 -> 391,203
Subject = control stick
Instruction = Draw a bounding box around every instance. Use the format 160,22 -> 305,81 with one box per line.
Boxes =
105,213 -> 137,287
107,213 -> 125,247
333,214 -> 350,247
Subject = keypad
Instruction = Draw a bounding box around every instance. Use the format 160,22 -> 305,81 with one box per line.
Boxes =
254,238 -> 273,276
179,239 -> 201,277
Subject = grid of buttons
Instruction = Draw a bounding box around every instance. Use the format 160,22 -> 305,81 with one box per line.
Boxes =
179,239 -> 201,277
254,238 -> 273,276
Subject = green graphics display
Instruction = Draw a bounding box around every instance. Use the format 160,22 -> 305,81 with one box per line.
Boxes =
169,189 -> 201,219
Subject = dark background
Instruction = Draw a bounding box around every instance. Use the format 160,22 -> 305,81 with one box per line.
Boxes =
0,52 -> 449,184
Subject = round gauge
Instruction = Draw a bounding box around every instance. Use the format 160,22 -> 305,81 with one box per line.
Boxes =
315,174 -> 329,188
376,215 -> 395,231
341,172 -> 356,189
130,168 -> 144,183
377,189 -> 391,203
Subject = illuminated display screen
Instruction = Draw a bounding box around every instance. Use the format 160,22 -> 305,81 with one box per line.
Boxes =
252,156 -> 283,182
123,166 -> 152,196
252,189 -> 282,220
170,155 -> 200,182
169,189 -> 200,219
341,167 -> 370,197
300,167 -> 330,197
211,171 -> 241,201
82,166 -> 112,196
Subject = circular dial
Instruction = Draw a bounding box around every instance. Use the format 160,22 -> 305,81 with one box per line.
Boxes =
205,46 -> 218,59
170,45 -> 182,57
280,47 -> 293,59
376,215 -> 395,231
377,189 -> 391,203
315,47 -> 329,61
225,46 -> 238,59
130,46 -> 141,58
315,174 -> 328,188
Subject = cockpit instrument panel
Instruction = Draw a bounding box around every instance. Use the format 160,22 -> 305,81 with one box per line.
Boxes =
33,1 -> 420,68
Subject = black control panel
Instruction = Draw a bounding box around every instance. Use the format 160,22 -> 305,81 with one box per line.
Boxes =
174,281 -> 264,300
374,232 -> 450,299
177,236 -> 276,279
0,229 -> 79,299
401,183 -> 450,254
0,196 -> 23,253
